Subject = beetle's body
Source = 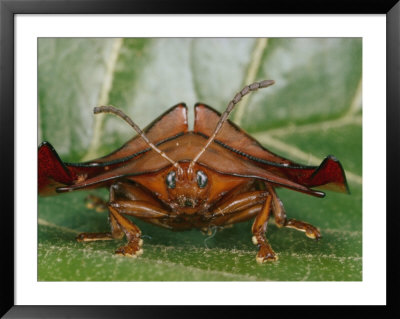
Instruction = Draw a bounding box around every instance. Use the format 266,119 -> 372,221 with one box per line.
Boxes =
108,162 -> 262,231
38,81 -> 349,263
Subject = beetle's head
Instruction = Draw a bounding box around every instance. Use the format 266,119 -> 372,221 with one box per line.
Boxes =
165,162 -> 210,214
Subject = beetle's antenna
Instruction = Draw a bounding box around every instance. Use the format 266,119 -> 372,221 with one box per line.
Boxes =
188,80 -> 275,173
94,106 -> 182,173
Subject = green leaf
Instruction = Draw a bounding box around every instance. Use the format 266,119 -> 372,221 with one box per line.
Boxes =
38,38 -> 362,281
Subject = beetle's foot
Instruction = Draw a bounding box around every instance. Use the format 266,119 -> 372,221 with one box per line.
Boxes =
285,219 -> 322,241
115,238 -> 144,258
76,232 -> 113,242
305,227 -> 321,240
256,245 -> 278,264
85,194 -> 107,212
252,236 -> 278,263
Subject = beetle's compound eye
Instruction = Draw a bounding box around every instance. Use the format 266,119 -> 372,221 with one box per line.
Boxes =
196,170 -> 208,188
166,171 -> 176,189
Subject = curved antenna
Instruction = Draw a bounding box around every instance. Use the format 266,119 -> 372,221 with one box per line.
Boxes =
188,80 -> 275,173
94,106 -> 182,173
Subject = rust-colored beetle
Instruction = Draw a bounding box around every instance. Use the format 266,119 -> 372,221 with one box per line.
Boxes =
38,80 -> 348,263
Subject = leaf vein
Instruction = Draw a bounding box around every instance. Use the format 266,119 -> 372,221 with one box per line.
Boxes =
81,38 -> 124,161
233,38 -> 268,125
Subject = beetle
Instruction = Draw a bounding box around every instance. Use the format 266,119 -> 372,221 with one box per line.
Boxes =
38,80 -> 349,263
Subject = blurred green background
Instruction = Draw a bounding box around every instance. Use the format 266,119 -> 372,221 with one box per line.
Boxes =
38,38 -> 362,281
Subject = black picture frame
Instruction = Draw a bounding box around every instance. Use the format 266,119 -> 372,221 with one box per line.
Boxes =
1,0 -> 399,317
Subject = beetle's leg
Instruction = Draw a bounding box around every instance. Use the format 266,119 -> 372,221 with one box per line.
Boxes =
107,204 -> 144,257
110,200 -> 170,219
284,219 -> 321,239
77,181 -> 169,256
266,183 -> 321,240
209,191 -> 268,219
209,191 -> 276,263
224,204 -> 263,225
201,204 -> 262,235
109,199 -> 176,257
251,193 -> 277,263
106,182 -> 163,257
107,180 -> 177,256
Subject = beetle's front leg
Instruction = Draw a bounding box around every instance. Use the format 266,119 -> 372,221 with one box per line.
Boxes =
209,191 -> 276,263
107,182 -> 171,257
251,194 -> 277,263
107,203 -> 143,257
77,182 -> 172,257
109,198 -> 175,257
